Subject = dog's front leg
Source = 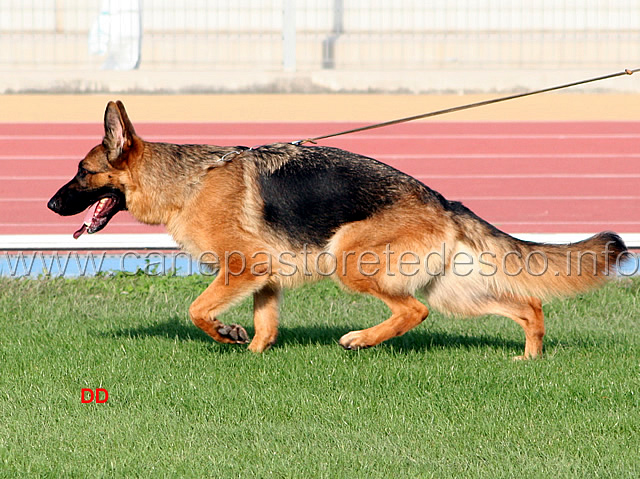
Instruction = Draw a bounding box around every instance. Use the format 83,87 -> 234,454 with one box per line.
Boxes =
188,267 -> 269,346
249,284 -> 282,353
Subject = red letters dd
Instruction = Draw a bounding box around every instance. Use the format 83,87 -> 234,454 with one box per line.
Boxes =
81,388 -> 109,403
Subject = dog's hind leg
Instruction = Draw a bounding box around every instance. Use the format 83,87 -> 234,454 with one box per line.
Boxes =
487,296 -> 545,360
248,284 -> 282,353
338,287 -> 429,350
425,277 -> 546,359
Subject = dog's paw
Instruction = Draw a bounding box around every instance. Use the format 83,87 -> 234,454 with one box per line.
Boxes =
512,353 -> 541,361
217,323 -> 249,344
339,331 -> 372,350
248,337 -> 276,353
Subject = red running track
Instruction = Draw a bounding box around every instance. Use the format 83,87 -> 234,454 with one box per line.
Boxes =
0,121 -> 639,236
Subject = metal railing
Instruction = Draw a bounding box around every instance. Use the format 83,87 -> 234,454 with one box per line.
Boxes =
1,1 -> 638,72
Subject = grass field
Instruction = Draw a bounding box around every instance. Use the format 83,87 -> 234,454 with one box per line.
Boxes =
0,274 -> 638,477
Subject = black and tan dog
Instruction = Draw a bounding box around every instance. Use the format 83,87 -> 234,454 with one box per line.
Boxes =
48,101 -> 627,358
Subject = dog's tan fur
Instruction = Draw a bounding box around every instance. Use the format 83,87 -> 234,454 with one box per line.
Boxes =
48,101 -> 628,358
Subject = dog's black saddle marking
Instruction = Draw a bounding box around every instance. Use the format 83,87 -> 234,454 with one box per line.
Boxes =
257,146 -> 414,246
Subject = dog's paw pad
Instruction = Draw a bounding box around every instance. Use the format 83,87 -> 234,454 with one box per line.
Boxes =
218,323 -> 249,344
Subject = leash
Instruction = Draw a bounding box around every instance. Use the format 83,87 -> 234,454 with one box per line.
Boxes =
291,68 -> 639,146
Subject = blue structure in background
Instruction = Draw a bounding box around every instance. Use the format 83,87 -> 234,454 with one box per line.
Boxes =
1,251 -> 638,278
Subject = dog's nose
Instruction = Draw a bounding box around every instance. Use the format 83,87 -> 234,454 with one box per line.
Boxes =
47,196 -> 60,212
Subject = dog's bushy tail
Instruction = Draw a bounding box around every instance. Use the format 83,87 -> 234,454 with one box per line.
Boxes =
485,231 -> 628,300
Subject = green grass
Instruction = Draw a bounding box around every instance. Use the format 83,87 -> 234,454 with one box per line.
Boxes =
0,274 -> 638,478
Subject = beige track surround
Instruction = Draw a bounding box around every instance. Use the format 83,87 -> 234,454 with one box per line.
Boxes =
2,94 -> 640,123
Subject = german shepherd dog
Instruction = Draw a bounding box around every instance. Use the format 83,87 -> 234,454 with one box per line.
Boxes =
48,101 -> 627,359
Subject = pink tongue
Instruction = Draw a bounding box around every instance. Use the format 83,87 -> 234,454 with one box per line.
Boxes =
73,224 -> 87,239
72,202 -> 100,239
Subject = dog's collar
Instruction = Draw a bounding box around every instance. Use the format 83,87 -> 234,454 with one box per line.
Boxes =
218,150 -> 241,163
217,146 -> 254,164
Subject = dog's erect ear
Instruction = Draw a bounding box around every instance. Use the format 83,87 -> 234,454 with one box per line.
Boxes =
103,101 -> 138,165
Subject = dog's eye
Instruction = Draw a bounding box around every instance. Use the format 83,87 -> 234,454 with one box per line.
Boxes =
77,166 -> 96,178
77,167 -> 88,178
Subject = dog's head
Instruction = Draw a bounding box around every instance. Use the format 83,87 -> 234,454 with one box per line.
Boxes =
48,101 -> 142,238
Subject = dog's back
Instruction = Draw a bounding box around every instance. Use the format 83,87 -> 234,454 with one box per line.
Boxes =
249,143 -> 438,247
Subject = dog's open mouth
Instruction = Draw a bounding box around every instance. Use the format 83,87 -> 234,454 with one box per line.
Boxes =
73,195 -> 122,239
